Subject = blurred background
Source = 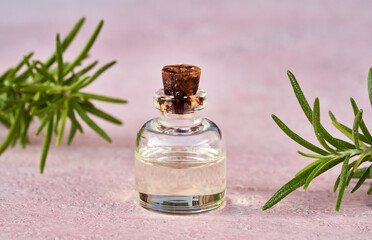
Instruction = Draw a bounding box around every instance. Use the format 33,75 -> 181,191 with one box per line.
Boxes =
1,0 -> 372,151
1,0 -> 372,238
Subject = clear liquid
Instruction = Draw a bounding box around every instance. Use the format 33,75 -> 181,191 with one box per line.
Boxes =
135,148 -> 226,196
135,148 -> 226,213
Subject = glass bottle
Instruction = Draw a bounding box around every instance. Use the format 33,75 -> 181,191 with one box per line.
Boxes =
135,64 -> 226,214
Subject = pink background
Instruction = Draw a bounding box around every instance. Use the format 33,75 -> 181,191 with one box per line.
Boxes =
0,0 -> 371,239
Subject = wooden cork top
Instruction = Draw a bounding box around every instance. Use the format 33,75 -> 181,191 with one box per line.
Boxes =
162,64 -> 201,97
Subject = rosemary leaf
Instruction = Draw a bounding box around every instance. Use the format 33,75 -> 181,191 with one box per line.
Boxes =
297,151 -> 324,159
8,52 -> 34,79
367,185 -> 372,194
350,97 -> 372,144
303,156 -> 342,190
262,165 -> 317,211
35,113 -> 53,136
336,155 -> 350,211
264,69 -> 372,211
40,115 -> 54,174
82,104 -> 123,125
56,34 -> 64,84
67,122 -> 78,146
78,61 -> 117,89
0,18 -> 126,173
351,167 -> 369,178
20,110 -> 31,148
33,61 -> 56,82
56,101 -> 68,146
329,110 -> 368,145
368,68 -> 372,109
352,110 -> 363,150
351,165 -> 371,193
79,92 -> 128,104
312,98 -> 337,154
272,114 -> 328,155
353,152 -> 370,172
288,71 -> 354,150
63,61 -> 98,85
68,107 -> 83,133
294,158 -> 323,177
71,100 -> 112,143
0,106 -> 22,155
45,17 -> 85,68
63,20 -> 104,75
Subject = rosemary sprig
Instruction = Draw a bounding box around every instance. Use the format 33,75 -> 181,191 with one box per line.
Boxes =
0,18 -> 127,173
262,70 -> 372,211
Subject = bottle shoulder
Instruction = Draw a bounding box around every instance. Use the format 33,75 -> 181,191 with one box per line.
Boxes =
136,117 -> 224,153
142,117 -> 221,137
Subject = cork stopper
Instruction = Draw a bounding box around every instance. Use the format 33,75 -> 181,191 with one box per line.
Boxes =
162,64 -> 201,97
156,64 -> 205,114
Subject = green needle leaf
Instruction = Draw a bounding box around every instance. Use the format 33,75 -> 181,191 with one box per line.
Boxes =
53,110 -> 61,134
136,126 -> 145,148
56,34 -> 64,84
367,185 -> 372,194
265,70 -> 372,211
351,165 -> 372,194
287,71 -> 312,122
329,110 -> 368,145
20,85 -> 52,93
0,106 -> 22,155
333,161 -> 357,192
40,115 -> 54,174
71,100 -> 112,143
312,98 -> 337,154
294,158 -> 324,177
33,61 -> 56,83
351,167 -> 369,178
82,104 -> 122,125
0,17 -> 125,175
67,122 -> 78,146
8,52 -> 34,79
353,152 -> 370,172
63,20 -> 104,75
0,114 -> 11,128
56,101 -> 68,146
78,61 -> 117,89
336,155 -> 350,211
20,111 -> 32,148
297,151 -> 324,159
350,98 -> 372,144
36,113 -> 53,136
303,156 -> 342,190
68,107 -> 83,133
45,17 -> 86,68
63,76 -> 90,91
352,110 -> 363,150
12,67 -> 33,83
288,71 -> 354,150
263,156 -> 345,210
74,60 -> 98,77
0,68 -> 12,82
262,164 -> 318,211
272,114 -> 328,155
368,68 -> 372,109
63,61 -> 98,85
78,92 -> 128,104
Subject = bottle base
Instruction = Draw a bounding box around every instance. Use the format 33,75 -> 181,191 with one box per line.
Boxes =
136,190 -> 225,214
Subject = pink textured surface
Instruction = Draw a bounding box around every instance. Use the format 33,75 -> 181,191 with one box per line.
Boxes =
1,0 -> 372,239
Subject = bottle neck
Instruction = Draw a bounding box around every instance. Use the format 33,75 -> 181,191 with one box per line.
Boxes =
158,111 -> 203,129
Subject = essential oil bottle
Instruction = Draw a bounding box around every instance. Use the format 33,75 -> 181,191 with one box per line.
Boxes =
135,64 -> 226,214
